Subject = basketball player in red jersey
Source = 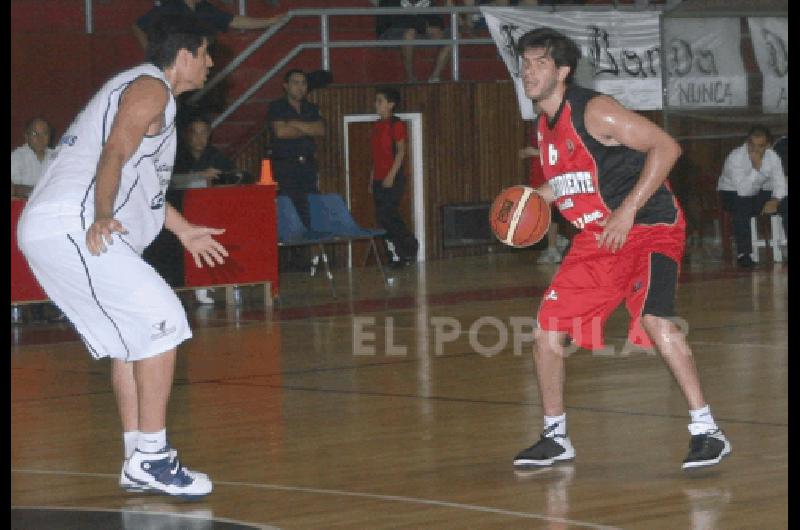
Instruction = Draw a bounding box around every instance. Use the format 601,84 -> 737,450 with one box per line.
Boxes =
511,28 -> 730,471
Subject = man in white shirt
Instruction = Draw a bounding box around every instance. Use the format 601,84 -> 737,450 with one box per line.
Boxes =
772,135 -> 788,240
717,126 -> 787,268
11,117 -> 55,198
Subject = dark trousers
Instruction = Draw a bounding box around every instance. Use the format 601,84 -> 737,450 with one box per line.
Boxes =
373,175 -> 417,260
719,190 -> 784,256
275,159 -> 319,228
280,188 -> 314,228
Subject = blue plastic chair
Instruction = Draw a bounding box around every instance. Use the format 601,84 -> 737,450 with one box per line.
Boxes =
276,195 -> 337,297
309,194 -> 387,239
276,195 -> 333,244
308,194 -> 388,285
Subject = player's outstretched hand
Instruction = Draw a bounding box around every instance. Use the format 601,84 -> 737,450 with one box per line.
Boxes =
87,217 -> 129,256
178,225 -> 229,268
596,206 -> 636,253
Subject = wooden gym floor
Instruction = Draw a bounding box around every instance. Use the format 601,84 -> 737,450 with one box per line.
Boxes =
11,248 -> 788,529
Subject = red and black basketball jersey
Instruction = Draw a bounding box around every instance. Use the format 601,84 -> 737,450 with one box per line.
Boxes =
537,86 -> 680,233
528,124 -> 546,188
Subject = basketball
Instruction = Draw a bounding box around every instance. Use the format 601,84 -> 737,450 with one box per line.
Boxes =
489,185 -> 551,248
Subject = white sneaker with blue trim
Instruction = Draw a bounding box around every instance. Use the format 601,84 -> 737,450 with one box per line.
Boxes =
123,447 -> 212,498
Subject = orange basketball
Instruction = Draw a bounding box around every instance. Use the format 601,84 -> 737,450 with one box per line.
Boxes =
489,185 -> 551,248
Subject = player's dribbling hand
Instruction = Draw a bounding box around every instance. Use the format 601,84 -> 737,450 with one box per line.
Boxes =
87,217 -> 129,256
178,225 -> 229,268
596,206 -> 635,253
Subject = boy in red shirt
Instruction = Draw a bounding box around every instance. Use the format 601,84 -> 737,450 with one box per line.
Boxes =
371,87 -> 419,266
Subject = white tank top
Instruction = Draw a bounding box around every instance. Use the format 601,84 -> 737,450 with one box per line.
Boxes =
21,63 -> 177,253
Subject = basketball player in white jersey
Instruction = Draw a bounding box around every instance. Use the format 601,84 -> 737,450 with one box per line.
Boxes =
17,14 -> 224,498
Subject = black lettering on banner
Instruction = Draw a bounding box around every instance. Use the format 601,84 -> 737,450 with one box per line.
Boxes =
695,50 -> 718,75
587,26 -> 660,79
669,38 -> 693,77
775,87 -> 787,108
621,50 -> 643,77
645,48 -> 660,77
762,28 -> 787,77
668,38 -> 721,78
588,26 -> 620,76
677,81 -> 733,105
501,24 -> 521,77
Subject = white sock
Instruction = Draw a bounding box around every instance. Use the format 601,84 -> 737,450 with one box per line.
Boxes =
136,429 -> 167,454
689,405 -> 718,433
544,413 -> 567,437
123,431 -> 140,459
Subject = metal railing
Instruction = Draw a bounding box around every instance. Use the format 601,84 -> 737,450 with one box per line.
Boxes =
184,6 -> 499,129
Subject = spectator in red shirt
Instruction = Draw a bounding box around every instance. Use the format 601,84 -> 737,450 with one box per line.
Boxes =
371,87 -> 419,266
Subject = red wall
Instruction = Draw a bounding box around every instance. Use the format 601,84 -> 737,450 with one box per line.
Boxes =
10,0 -> 508,152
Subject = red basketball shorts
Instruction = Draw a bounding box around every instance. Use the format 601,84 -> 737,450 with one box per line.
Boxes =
536,223 -> 685,351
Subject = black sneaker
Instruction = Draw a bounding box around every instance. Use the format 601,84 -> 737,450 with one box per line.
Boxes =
682,428 -> 731,470
513,424 -> 575,468
736,254 -> 756,268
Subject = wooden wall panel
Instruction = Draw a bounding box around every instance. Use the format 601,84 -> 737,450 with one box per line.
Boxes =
301,81 -> 533,263
234,81 -> 785,265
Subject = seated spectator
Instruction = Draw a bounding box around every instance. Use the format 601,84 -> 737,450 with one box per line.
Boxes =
717,126 -> 787,268
11,117 -> 54,199
375,0 -> 455,83
773,134 -> 788,175
174,114 -> 238,186
12,117 -> 65,322
772,134 -> 788,243
173,115 -> 238,304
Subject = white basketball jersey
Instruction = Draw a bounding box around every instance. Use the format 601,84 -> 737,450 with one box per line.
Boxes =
23,63 -> 177,253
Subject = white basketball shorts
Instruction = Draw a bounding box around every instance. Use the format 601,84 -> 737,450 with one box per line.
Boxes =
18,230 -> 192,361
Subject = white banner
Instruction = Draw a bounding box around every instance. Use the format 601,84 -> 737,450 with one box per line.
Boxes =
747,17 -> 788,114
663,18 -> 747,109
483,8 -> 752,117
483,7 -> 663,119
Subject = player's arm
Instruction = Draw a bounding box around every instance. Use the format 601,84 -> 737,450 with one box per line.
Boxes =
164,203 -> 228,268
87,76 -> 168,256
584,95 -> 682,252
383,137 -> 406,188
272,120 -> 306,139
274,119 -> 326,138
534,182 -> 556,204
230,14 -> 284,30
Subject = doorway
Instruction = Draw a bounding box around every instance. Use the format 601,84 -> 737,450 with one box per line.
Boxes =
343,113 -> 425,268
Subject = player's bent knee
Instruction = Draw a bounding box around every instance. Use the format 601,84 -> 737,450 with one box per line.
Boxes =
534,328 -> 567,355
641,314 -> 681,334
